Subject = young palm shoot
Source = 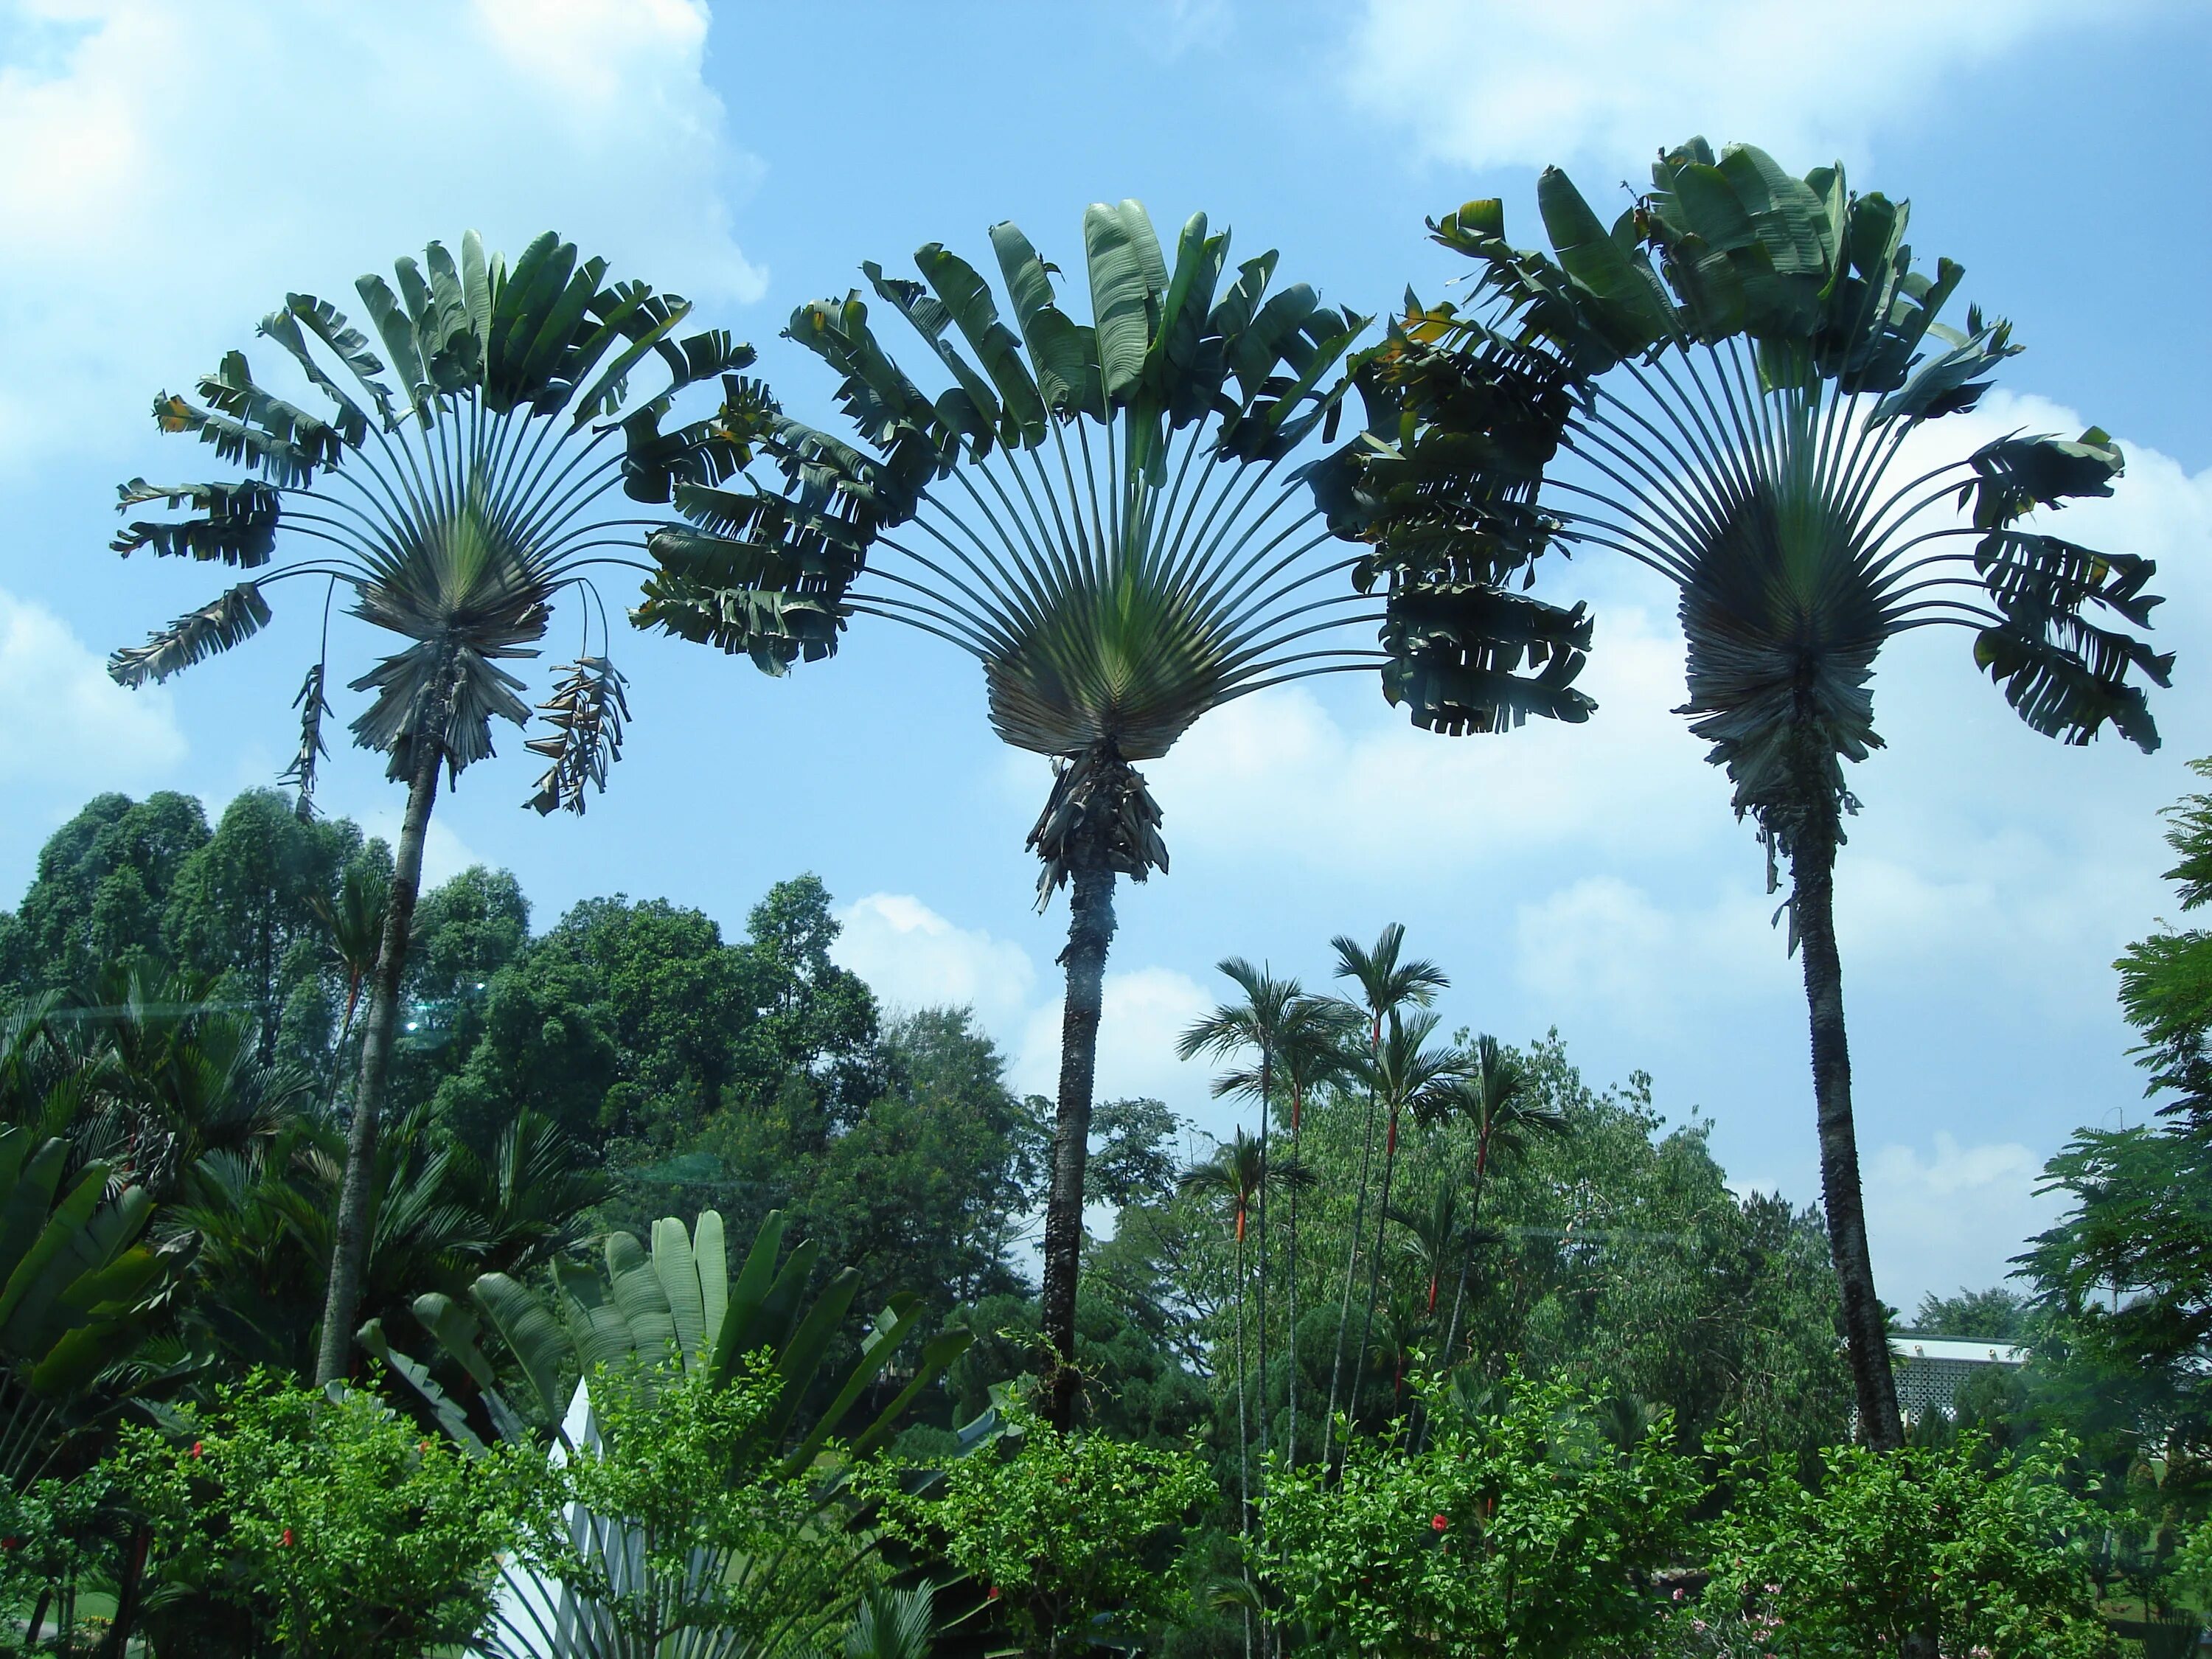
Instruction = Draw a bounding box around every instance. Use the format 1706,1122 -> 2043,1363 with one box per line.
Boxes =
1330,141 -> 2172,1450
107,231 -> 757,1382
637,204 -> 1498,1427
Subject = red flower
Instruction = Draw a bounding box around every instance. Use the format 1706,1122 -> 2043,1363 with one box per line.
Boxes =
1,1537 -> 18,1551
279,1528 -> 293,1548
190,1441 -> 204,1458
986,1586 -> 1001,1601
1430,1514 -> 1449,1532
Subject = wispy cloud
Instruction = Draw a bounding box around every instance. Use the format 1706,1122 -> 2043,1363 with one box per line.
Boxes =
1345,0 -> 2125,180
0,0 -> 764,471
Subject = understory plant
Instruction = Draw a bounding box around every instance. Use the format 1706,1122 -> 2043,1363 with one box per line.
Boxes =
858,1399 -> 1215,1658
110,1369 -> 534,1658
1690,1430 -> 2114,1658
1256,1374 -> 1701,1658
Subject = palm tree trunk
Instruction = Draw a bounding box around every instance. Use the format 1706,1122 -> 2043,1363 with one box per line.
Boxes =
313,735 -> 441,1385
1284,1085 -> 1303,1469
1253,1058 -> 1270,1467
1320,1056 -> 1381,1472
1439,1135 -> 1492,1375
1352,1097 -> 1405,1433
1233,1217 -> 1253,1659
1040,861 -> 1116,1432
1792,826 -> 1905,1453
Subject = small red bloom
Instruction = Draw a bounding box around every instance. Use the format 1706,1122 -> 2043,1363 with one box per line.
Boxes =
986,1586 -> 1001,1601
1430,1514 -> 1448,1532
1,1537 -> 18,1551
279,1528 -> 293,1548
190,1441 -> 204,1458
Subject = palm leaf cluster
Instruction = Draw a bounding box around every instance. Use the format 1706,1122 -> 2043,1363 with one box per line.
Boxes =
1324,139 -> 2168,855
110,230 -> 758,810
634,201 -> 1480,889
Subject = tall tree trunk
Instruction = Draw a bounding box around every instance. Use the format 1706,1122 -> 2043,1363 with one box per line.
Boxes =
1792,826 -> 1904,1453
1320,1039 -> 1382,1474
1352,1096 -> 1405,1434
1253,1057 -> 1270,1466
1233,1218 -> 1253,1659
1438,1132 -> 1492,1378
1284,1085 -> 1304,1469
313,735 -> 442,1385
1040,861 -> 1116,1431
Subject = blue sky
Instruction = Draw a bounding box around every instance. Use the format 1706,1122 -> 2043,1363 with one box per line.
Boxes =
1,0 -> 2208,1308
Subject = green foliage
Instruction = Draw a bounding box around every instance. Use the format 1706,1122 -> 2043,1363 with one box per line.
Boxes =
521,1359 -> 846,1653
0,792 -> 211,993
1256,1375 -> 1701,1658
861,1402 -> 1216,1657
111,1371 -> 530,1658
1692,1433 -> 2115,1658
162,788 -> 363,1066
1909,1285 -> 2031,1340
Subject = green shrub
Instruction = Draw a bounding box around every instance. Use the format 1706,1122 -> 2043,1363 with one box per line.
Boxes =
1687,1431 -> 2115,1658
1256,1375 -> 1703,1658
110,1371 -> 532,1658
859,1402 -> 1216,1657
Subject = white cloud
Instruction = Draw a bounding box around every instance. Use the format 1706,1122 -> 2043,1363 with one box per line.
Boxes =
830,890 -> 1217,1121
1512,874 -> 1784,1032
0,587 -> 185,787
1863,1132 -> 2059,1310
832,891 -> 1037,1030
1014,965 -> 1216,1116
1142,598 -> 1723,871
1345,0 -> 2124,180
0,0 -> 763,469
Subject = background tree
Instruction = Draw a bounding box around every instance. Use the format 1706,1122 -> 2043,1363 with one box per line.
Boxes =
633,204 -> 1498,1427
1329,139 -> 2170,1449
0,792 -> 211,993
108,228 -> 760,1382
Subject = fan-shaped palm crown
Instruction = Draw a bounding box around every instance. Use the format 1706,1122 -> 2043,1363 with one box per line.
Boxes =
1324,139 -> 2169,852
633,201 -> 1473,891
110,230 -> 759,813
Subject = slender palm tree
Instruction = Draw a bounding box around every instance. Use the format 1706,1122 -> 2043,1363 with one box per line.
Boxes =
1178,958 -> 1304,1472
1320,925 -> 1447,1468
1340,1008 -> 1464,1439
1428,1035 -> 1565,1368
107,231 -> 757,1382
1332,141 -> 2171,1449
1270,995 -> 1357,1467
1178,1131 -> 1312,1568
636,205 -> 1495,1427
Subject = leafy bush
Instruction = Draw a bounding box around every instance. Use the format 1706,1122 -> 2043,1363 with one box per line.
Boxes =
515,1357 -> 853,1654
1256,1375 -> 1702,1658
860,1402 -> 1216,1657
1688,1431 -> 2115,1658
110,1371 -> 532,1658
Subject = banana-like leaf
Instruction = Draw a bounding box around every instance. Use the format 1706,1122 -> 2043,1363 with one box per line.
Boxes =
108,583 -> 270,689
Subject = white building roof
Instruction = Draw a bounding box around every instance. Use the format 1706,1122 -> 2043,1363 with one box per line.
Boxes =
1892,1336 -> 2027,1366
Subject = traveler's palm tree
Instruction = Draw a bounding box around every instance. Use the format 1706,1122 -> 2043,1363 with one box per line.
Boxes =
636,204 -> 1493,1425
1178,1129 -> 1312,1547
1424,1035 -> 1564,1368
1331,141 -> 2171,1447
1321,925 -> 1448,1465
108,231 -> 757,1382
